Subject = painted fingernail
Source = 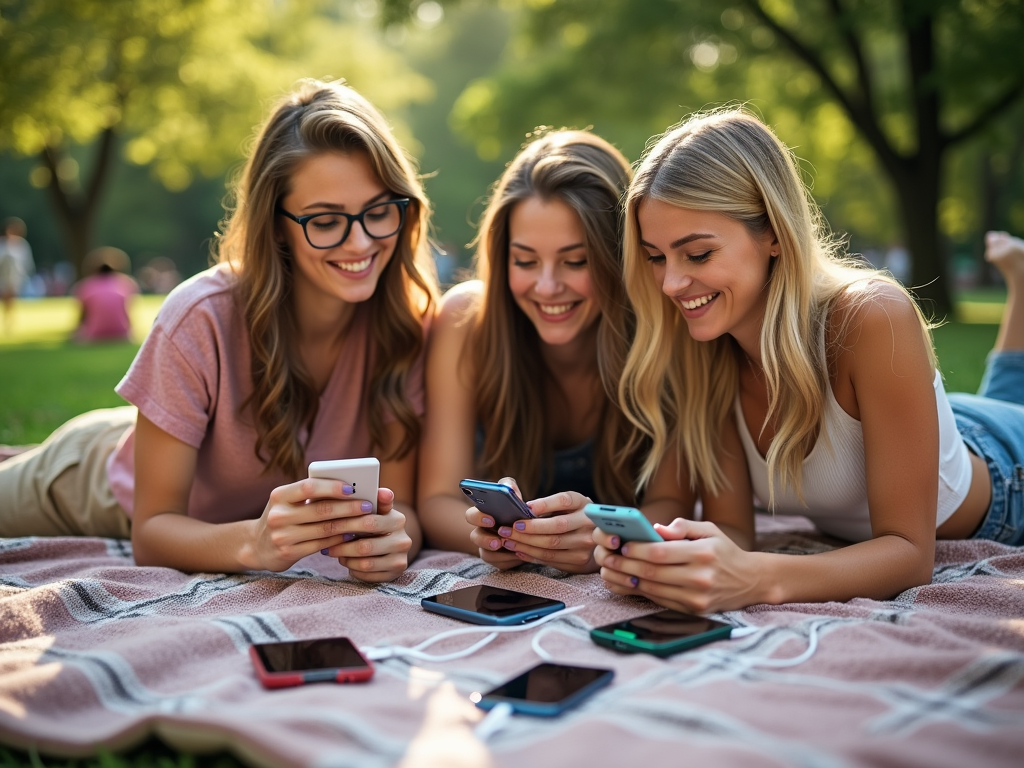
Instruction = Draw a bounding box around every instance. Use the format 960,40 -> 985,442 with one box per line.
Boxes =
342,533 -> 357,542
609,535 -> 620,549
629,576 -> 639,587
620,544 -> 630,556
498,526 -> 512,538
503,540 -> 517,551
481,516 -> 495,528
514,521 -> 526,531
320,548 -> 330,556
342,484 -> 354,495
488,539 -> 500,550
515,552 -> 530,561
360,501 -> 373,512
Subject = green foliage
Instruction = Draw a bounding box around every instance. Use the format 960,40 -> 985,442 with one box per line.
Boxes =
0,741 -> 243,768
446,0 -> 1024,280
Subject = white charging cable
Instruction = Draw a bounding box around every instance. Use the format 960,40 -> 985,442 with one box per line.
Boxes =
361,605 -> 586,663
474,702 -> 514,740
706,620 -> 823,669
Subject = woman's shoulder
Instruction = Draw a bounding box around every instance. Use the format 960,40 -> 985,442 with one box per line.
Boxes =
826,278 -> 930,361
152,264 -> 240,336
434,280 -> 483,333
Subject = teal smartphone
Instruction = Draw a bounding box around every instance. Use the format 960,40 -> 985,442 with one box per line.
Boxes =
590,610 -> 733,657
583,503 -> 663,543
471,663 -> 614,717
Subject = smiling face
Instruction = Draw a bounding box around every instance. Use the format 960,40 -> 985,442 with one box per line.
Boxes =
277,151 -> 399,310
637,199 -> 777,348
506,196 -> 601,348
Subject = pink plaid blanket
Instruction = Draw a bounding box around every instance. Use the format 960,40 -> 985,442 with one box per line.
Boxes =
1,515 -> 1023,767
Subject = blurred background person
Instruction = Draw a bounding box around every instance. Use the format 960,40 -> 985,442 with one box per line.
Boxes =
0,217 -> 35,333
72,246 -> 139,343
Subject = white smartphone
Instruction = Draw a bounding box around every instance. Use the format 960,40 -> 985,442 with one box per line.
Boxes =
308,458 -> 380,513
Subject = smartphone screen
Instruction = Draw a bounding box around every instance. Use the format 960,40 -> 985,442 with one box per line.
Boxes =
253,637 -> 370,673
472,663 -> 614,715
422,585 -> 563,619
612,610 -> 730,642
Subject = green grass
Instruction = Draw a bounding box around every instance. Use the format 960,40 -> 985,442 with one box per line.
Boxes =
0,741 -> 243,768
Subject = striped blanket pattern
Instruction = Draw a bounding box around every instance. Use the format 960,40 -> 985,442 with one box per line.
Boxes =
1,515 -> 1023,768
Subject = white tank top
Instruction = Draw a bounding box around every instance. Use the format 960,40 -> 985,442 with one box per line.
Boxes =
735,370 -> 972,542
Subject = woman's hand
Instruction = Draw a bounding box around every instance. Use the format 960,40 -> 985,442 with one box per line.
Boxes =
467,477 -> 598,574
320,487 -> 413,582
246,478 -> 369,572
594,518 -> 764,613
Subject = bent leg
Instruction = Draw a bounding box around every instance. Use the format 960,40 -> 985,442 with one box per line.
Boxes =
0,407 -> 136,538
977,232 -> 1024,405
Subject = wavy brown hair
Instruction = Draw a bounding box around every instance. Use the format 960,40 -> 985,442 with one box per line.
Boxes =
216,79 -> 438,479
469,130 -> 639,503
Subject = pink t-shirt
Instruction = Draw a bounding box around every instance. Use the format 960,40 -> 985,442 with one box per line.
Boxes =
107,265 -> 425,524
74,272 -> 138,341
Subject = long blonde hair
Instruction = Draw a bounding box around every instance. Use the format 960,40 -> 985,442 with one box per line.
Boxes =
621,109 -> 934,506
470,130 -> 639,503
217,79 -> 438,479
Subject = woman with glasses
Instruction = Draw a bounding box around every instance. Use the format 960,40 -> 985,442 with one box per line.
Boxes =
0,80 -> 438,581
418,131 -> 693,573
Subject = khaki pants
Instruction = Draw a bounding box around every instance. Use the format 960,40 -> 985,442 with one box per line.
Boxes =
0,407 -> 136,538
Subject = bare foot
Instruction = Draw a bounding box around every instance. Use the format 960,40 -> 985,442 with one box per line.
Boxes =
984,231 -> 1024,284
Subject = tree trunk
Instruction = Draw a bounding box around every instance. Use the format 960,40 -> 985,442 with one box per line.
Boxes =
39,127 -> 119,279
893,168 -> 952,317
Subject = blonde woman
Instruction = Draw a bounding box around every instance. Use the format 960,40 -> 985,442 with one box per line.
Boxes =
0,80 -> 438,581
595,109 -> 1024,612
419,131 -> 693,573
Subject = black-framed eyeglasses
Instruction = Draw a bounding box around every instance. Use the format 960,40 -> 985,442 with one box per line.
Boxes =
276,198 -> 410,249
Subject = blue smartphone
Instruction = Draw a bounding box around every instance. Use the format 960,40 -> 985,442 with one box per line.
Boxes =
583,503 -> 663,543
459,479 -> 536,528
471,662 -> 614,717
421,585 -> 565,626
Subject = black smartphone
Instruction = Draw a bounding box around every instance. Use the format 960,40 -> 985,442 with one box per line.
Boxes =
459,479 -> 536,528
249,637 -> 374,688
421,585 -> 566,625
590,609 -> 733,657
471,662 -> 614,716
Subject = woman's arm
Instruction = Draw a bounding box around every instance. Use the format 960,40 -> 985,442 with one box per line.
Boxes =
417,283 -> 518,565
132,413 -> 412,578
595,287 -> 938,612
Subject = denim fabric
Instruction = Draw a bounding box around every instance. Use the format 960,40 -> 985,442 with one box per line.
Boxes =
949,350 -> 1024,546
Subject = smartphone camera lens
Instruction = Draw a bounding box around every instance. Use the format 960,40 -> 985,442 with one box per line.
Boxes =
461,487 -> 473,497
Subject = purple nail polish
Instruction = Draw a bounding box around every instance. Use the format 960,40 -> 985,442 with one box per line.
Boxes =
503,540 -> 516,551
481,516 -> 495,528
360,501 -> 373,512
610,536 -> 620,549
498,526 -> 512,538
342,484 -> 354,495
320,548 -> 330,556
489,539 -> 500,550
514,521 -> 526,531
620,544 -> 630,556
342,533 -> 356,542
629,576 -> 639,587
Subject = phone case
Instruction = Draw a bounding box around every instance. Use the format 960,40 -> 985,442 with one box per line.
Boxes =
248,642 -> 374,688
475,664 -> 614,716
583,503 -> 663,543
309,458 -> 380,513
590,614 -> 733,657
459,479 -> 536,528
421,595 -> 565,626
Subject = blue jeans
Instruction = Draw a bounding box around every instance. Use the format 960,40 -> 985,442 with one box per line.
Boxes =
948,351 -> 1024,545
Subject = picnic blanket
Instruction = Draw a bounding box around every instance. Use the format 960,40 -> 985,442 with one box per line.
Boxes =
1,514 -> 1023,768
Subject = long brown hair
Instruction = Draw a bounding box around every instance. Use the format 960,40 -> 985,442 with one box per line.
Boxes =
469,130 -> 638,503
217,79 -> 438,479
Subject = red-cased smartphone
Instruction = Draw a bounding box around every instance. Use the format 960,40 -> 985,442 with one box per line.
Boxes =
249,637 -> 374,689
